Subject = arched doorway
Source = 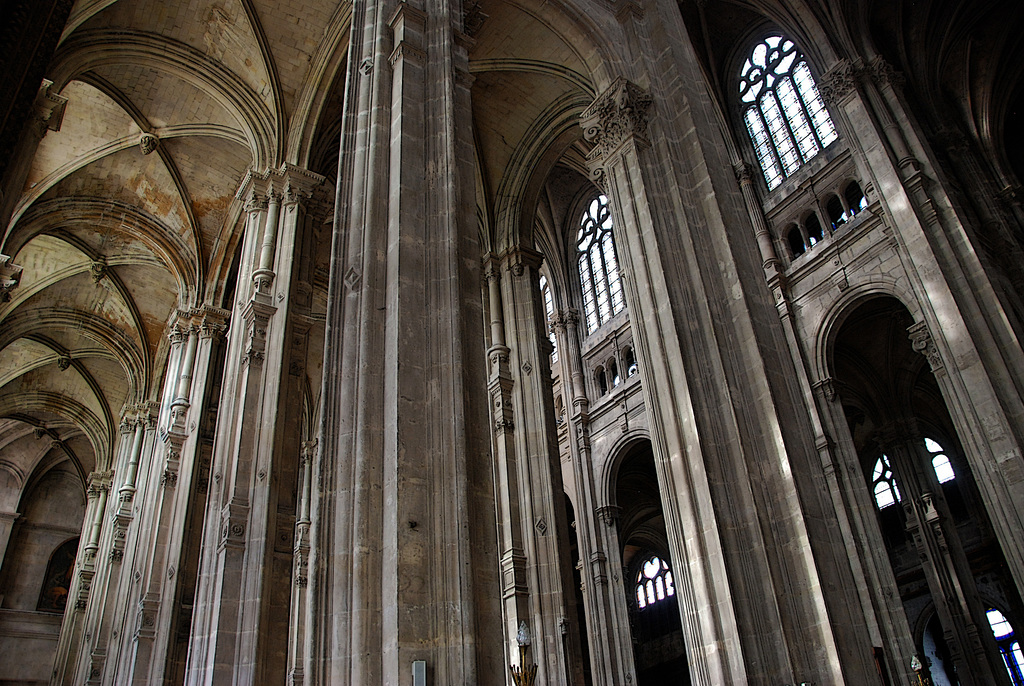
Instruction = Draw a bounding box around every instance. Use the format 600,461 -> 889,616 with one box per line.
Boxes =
831,295 -> 1023,685
613,440 -> 690,685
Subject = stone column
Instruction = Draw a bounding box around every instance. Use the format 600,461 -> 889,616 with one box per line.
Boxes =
552,307 -> 635,685
310,0 -> 502,682
878,425 -> 1008,686
51,469 -> 114,684
120,305 -> 227,686
493,247 -> 585,685
186,165 -> 324,685
581,51 -> 866,682
810,379 -> 920,683
286,439 -> 317,686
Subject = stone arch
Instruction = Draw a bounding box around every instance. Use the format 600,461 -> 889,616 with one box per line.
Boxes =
285,3 -> 352,167
6,199 -> 195,302
0,393 -> 111,473
813,280 -> 922,384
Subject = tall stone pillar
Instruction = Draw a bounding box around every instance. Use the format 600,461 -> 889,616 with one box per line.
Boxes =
580,26 -> 872,679
488,247 -> 585,685
51,468 -> 114,684
311,0 -> 502,683
551,307 -> 634,685
186,165 -> 324,685
105,306 -> 227,686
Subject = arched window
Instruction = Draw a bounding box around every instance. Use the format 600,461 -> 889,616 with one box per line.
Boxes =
635,555 -> 675,610
37,537 -> 79,613
739,35 -> 838,190
624,346 -> 638,377
539,275 -> 558,363
577,195 -> 625,334
987,608 -> 1024,685
872,453 -> 901,509
925,437 -> 956,484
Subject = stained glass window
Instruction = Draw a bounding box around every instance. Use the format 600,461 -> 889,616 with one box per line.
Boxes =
635,555 -> 675,610
577,195 -> 625,334
739,35 -> 837,190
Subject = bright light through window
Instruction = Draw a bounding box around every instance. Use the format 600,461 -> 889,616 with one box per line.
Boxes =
577,195 -> 625,335
872,454 -> 901,510
987,608 -> 1024,685
739,35 -> 837,190
635,556 -> 675,610
925,437 -> 956,484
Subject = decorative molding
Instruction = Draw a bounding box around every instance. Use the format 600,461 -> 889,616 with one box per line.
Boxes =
814,377 -> 838,402
33,80 -> 68,133
819,59 -> 859,106
463,0 -> 487,37
86,470 -> 114,497
580,77 -> 653,162
595,505 -> 621,526
867,56 -> 904,89
139,132 -> 158,155
343,266 -> 361,291
907,321 -> 944,372
733,162 -> 755,185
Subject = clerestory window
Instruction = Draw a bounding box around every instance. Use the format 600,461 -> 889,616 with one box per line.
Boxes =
739,34 -> 838,190
635,555 -> 675,610
577,195 -> 625,335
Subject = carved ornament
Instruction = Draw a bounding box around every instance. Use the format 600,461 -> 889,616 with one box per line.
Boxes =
819,59 -> 858,106
907,321 -> 944,372
580,78 -> 653,162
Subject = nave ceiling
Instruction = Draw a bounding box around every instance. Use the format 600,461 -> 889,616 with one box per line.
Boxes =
0,0 -> 1019,524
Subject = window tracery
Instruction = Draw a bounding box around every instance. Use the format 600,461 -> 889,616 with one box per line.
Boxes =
872,453 -> 901,510
740,35 -> 838,190
577,195 -> 625,334
635,555 -> 675,610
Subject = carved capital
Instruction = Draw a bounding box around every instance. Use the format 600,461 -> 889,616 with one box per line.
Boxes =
733,162 -> 755,185
819,59 -> 859,107
907,321 -> 944,372
580,78 -> 653,162
867,56 -> 904,89
196,305 -> 230,340
33,80 -> 68,133
86,470 -> 114,497
462,0 -> 488,37
814,377 -> 838,402
595,505 -> 621,526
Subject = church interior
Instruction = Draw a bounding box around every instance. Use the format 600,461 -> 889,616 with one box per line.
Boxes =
1,0 -> 1023,683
